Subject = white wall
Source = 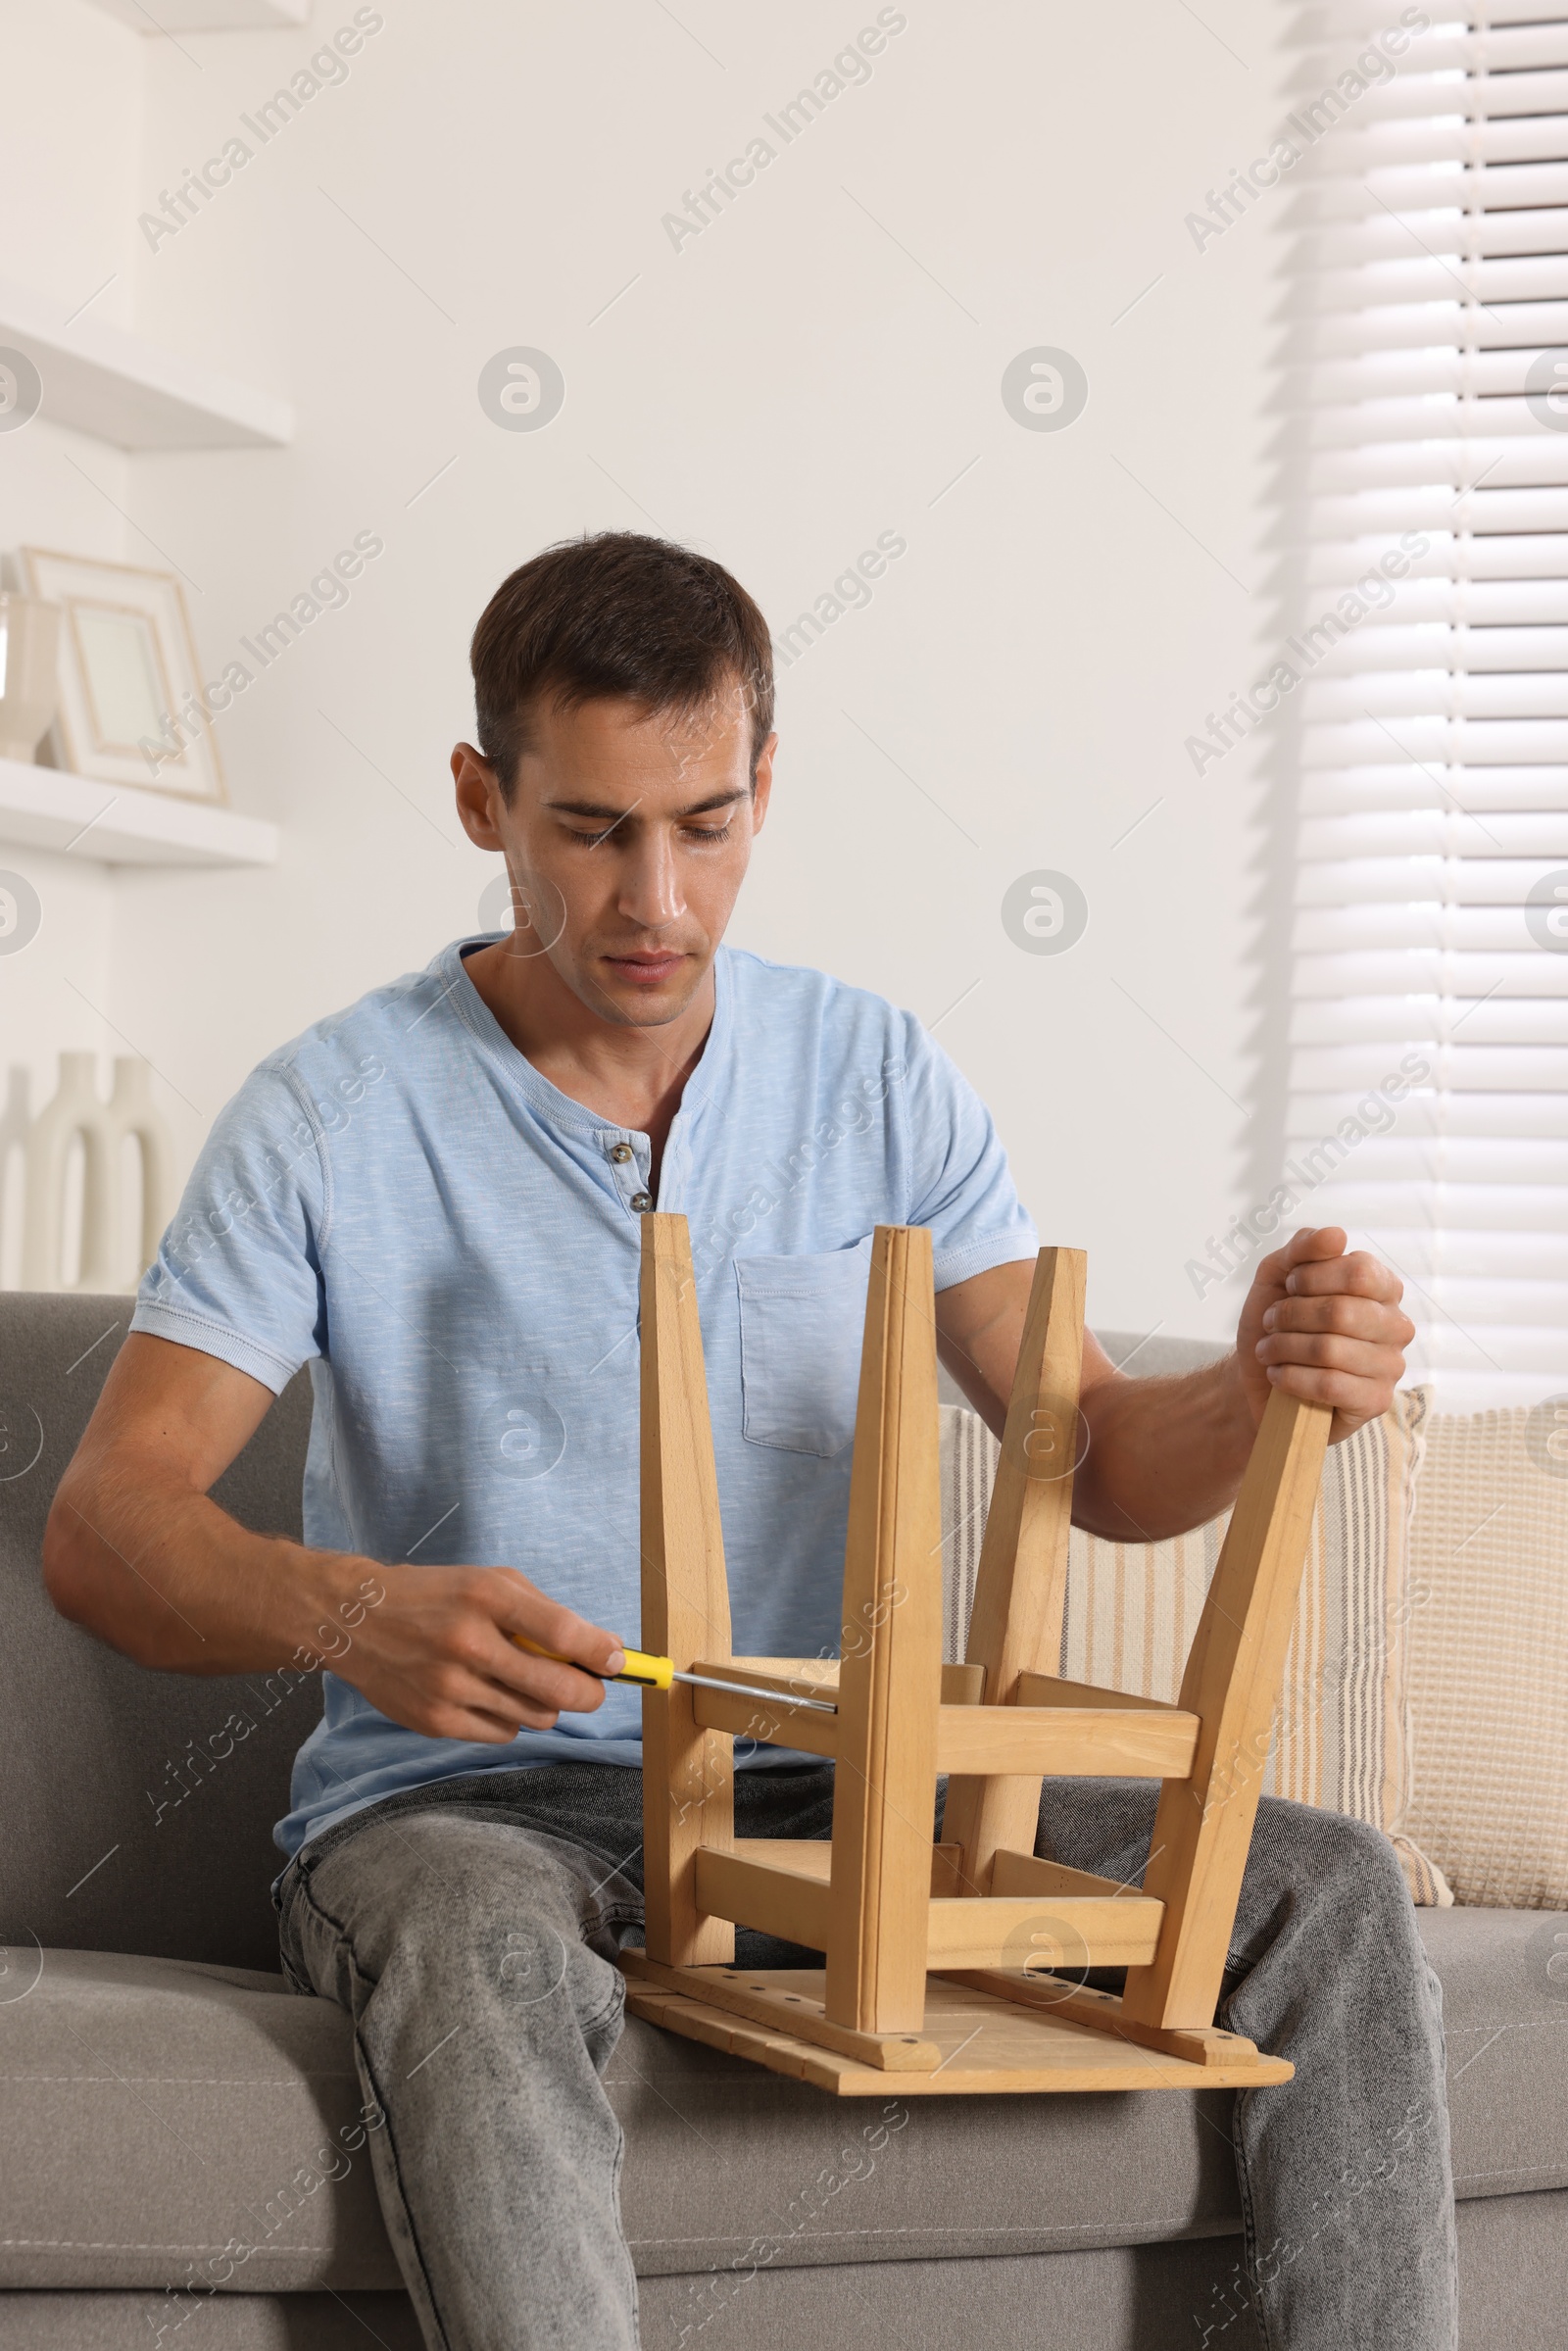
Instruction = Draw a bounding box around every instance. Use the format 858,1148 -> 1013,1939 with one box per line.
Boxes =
4,0 -> 1296,1337
0,0 -> 146,1281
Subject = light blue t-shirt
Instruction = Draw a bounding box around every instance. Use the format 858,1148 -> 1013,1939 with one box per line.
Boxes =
131,940 -> 1036,1860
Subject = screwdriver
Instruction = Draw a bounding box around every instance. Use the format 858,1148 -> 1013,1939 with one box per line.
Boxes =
512,1636 -> 838,1714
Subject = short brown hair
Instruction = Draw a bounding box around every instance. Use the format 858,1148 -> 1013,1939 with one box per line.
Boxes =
469,532 -> 774,798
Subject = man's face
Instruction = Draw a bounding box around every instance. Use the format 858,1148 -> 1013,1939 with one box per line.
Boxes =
454,683 -> 773,1028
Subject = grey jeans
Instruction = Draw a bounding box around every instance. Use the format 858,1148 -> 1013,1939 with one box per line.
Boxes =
274,1764 -> 1457,2351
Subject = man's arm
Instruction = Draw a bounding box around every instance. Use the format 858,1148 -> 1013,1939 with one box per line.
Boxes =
935,1226 -> 1415,1542
42,1333 -> 626,1739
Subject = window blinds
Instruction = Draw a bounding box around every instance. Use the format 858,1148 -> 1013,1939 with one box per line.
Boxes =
1287,3 -> 1568,1406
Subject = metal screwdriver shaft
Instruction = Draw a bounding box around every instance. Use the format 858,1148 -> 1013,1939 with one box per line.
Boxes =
665,1665 -> 837,1714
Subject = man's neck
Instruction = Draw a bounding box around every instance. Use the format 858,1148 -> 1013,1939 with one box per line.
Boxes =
462,937 -> 717,1172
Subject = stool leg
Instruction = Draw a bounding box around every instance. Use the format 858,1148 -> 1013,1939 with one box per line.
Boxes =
825,1225 -> 944,2034
943,1247 -> 1086,1896
640,1214 -> 734,1968
1120,1388 -> 1332,2033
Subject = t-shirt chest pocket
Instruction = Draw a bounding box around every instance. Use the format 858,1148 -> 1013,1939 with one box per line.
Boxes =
734,1239 -> 874,1457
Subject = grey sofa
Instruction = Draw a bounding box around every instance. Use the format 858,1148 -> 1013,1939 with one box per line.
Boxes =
2,1293 -> 1564,2350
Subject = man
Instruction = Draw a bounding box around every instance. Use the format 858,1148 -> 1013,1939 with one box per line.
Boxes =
44,533 -> 1451,2351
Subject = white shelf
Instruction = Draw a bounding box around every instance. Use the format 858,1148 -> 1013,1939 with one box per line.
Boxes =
0,277 -> 293,452
84,0 -> 307,22
0,759 -> 278,869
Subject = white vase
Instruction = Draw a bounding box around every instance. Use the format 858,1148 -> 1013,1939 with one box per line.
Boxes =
21,1053 -> 175,1293
0,596 -> 62,763
22,1053 -> 118,1292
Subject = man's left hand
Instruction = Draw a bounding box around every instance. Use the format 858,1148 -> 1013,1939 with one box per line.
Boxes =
1236,1227 -> 1415,1443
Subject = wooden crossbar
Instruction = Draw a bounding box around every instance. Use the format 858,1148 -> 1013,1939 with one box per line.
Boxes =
694,1847 -> 832,1950
708,1839 -> 1113,1908
935,1703 -> 1200,1777
1015,1673 -> 1190,1715
692,1847 -> 1165,1970
689,1685 -> 1199,1776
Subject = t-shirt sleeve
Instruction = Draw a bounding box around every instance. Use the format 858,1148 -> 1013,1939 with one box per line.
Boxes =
129,1059 -> 330,1394
893,1011 -> 1038,1290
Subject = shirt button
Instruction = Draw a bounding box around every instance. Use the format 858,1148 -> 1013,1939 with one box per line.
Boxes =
608,1142 -> 634,1164
630,1190 -> 654,1212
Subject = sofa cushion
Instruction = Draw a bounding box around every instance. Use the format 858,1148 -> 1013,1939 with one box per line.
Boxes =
0,1295 -> 314,1973
1419,1906 -> 1568,2202
0,1950 -> 1242,2293
0,2294 -> 427,2351
4,2201 -> 1567,2351
4,1911 -> 1561,2295
610,2010 -> 1242,2280
1404,1400 -> 1568,1908
0,1951 -> 394,2293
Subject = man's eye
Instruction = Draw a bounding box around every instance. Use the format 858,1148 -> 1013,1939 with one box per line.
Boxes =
564,820 -> 732,847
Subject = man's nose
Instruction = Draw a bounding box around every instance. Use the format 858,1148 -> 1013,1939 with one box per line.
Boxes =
618,828 -> 684,929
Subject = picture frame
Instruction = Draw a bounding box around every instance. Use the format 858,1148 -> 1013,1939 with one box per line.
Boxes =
19,548 -> 227,805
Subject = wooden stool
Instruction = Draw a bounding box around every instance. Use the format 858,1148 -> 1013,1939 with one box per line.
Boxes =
619,1214 -> 1331,2096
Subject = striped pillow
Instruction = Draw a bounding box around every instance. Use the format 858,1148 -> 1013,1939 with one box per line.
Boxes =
1401,1402 -> 1568,1910
939,1389 -> 1451,1905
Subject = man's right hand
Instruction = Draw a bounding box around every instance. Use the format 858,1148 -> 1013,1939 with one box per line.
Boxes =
325,1560 -> 627,1743
43,1333 -> 627,1744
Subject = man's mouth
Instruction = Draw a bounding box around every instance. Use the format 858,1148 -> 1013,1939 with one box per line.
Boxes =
602,949 -> 686,988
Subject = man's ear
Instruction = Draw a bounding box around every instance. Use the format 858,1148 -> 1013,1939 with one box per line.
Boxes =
751,732 -> 777,833
453,743 -> 506,850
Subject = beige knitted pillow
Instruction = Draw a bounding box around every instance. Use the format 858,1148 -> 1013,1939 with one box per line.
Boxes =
1401,1401 -> 1568,1910
939,1390 -> 1450,1904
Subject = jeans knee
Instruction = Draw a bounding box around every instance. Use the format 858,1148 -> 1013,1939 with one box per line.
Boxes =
491,1913 -> 576,2005
1254,1797 -> 1412,1935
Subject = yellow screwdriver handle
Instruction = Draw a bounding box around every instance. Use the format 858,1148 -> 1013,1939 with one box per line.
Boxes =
511,1634 -> 673,1691
608,1646 -> 675,1690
